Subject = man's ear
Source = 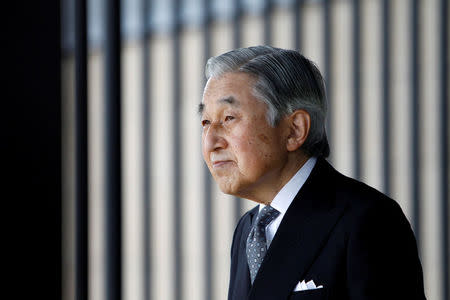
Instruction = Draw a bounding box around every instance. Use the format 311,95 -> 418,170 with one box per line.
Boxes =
286,110 -> 310,152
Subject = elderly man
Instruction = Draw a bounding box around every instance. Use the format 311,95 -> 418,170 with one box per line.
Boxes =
199,46 -> 425,300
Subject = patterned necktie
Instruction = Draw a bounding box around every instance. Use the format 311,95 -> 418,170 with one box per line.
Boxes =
246,205 -> 280,284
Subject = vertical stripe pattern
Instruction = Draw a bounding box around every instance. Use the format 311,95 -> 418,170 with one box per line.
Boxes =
62,1 -> 449,300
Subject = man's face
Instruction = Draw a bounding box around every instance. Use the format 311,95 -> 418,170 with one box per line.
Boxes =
201,72 -> 289,200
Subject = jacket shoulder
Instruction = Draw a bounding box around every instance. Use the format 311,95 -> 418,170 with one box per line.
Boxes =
333,168 -> 403,214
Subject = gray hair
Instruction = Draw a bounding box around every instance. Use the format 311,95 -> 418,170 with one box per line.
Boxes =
205,45 -> 330,158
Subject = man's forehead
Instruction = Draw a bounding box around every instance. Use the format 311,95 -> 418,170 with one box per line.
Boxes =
202,72 -> 255,99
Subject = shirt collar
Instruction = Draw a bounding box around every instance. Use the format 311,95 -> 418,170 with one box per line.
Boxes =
259,156 -> 317,214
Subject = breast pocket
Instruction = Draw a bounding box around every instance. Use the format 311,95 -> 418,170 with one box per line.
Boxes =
289,288 -> 327,300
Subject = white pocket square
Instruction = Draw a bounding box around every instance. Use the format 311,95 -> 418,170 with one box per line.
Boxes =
293,279 -> 323,292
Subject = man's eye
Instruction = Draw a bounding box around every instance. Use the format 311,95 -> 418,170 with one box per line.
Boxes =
201,120 -> 210,127
225,116 -> 235,122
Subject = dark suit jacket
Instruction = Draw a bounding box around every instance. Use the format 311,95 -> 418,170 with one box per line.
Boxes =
228,158 -> 426,300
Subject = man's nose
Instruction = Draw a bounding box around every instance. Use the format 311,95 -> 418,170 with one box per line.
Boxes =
203,123 -> 227,152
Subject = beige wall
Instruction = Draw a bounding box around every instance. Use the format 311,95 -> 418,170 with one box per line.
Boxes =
62,1 -> 448,299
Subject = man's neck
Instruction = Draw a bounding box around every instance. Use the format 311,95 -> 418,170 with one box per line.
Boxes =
241,153 -> 311,205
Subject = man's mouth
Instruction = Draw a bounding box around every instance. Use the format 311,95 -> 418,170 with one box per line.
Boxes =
212,160 -> 234,168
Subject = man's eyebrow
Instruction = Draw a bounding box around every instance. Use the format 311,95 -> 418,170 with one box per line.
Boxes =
218,96 -> 238,106
198,103 -> 205,115
197,96 -> 239,116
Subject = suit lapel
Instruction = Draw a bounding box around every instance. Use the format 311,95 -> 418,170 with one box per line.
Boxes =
248,159 -> 348,300
231,206 -> 258,300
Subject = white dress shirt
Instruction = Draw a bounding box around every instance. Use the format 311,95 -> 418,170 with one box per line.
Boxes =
259,156 -> 317,248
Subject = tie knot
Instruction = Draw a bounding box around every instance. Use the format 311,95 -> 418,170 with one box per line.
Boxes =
255,205 -> 280,228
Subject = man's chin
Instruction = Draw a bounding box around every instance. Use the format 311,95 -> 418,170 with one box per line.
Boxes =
216,181 -> 240,196
218,186 -> 238,196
